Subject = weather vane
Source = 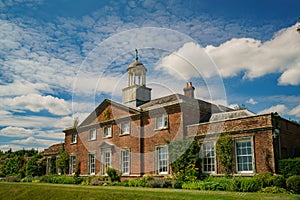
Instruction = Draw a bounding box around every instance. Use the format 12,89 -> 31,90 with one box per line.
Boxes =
135,49 -> 139,62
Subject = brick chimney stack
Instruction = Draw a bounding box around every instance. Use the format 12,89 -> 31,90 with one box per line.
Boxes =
183,82 -> 195,98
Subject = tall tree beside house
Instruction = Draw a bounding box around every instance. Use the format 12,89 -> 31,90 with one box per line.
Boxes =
26,154 -> 46,177
56,144 -> 69,174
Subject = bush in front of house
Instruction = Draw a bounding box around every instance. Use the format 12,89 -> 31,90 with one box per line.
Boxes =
106,167 -> 121,182
270,175 -> 286,189
253,172 -> 273,189
286,175 -> 300,194
278,157 -> 300,178
260,186 -> 288,194
39,175 -> 85,185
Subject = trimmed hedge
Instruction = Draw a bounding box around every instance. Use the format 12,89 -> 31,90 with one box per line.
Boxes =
286,175 -> 300,194
278,158 -> 300,178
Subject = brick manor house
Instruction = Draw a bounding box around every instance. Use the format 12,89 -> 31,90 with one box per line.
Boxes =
60,58 -> 300,178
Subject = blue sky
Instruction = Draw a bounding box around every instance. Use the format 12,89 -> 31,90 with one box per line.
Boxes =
0,0 -> 299,151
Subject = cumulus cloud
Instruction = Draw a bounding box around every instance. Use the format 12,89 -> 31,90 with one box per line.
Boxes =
205,23 -> 300,85
0,94 -> 70,116
0,126 -> 34,138
246,98 -> 258,105
289,105 -> 300,118
156,42 -> 218,80
258,104 -> 288,116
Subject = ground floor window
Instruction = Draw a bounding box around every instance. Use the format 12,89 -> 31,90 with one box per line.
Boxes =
70,155 -> 77,174
202,141 -> 216,174
235,138 -> 253,173
101,149 -> 111,175
156,146 -> 168,174
89,153 -> 96,175
121,149 -> 130,174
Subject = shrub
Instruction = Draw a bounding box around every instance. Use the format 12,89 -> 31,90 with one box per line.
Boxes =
40,175 -> 78,184
286,175 -> 300,194
260,186 -> 288,194
89,176 -> 108,186
279,158 -> 300,178
270,175 -> 286,188
147,179 -> 173,188
6,176 -> 20,182
239,178 -> 257,192
106,167 -> 121,182
254,172 -> 273,189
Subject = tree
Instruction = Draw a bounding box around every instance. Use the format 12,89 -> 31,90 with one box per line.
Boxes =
26,154 -> 46,177
56,144 -> 69,174
3,156 -> 25,177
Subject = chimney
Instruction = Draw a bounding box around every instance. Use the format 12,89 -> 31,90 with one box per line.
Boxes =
183,82 -> 195,98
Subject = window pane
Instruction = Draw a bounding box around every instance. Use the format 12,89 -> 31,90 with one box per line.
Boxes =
236,139 -> 253,173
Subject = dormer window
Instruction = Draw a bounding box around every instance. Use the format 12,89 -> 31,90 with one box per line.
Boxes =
120,121 -> 130,135
103,125 -> 112,138
155,114 -> 168,130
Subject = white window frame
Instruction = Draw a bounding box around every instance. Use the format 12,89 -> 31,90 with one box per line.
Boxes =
156,146 -> 169,175
201,141 -> 216,174
70,155 -> 77,174
89,153 -> 96,175
103,125 -> 112,138
71,133 -> 77,144
101,149 -> 112,175
120,121 -> 130,135
121,149 -> 130,175
89,128 -> 97,141
155,114 -> 168,130
235,137 -> 254,174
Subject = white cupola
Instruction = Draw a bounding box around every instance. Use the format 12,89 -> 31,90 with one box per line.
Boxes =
122,49 -> 152,107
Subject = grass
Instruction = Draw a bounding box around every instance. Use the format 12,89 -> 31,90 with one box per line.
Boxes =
0,182 -> 299,200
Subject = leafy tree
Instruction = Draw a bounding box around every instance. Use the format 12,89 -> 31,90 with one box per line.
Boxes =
49,156 -> 57,174
3,156 -> 25,177
26,154 -> 46,177
56,144 -> 69,175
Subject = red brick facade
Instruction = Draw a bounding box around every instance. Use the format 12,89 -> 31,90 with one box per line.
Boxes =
61,62 -> 300,178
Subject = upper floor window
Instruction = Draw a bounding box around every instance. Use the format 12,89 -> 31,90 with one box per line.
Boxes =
103,125 -> 112,138
121,121 -> 130,135
155,114 -> 168,130
235,138 -> 253,173
71,133 -> 77,144
89,128 -> 97,141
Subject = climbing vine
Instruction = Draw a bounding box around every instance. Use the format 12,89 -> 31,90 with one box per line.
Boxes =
216,133 -> 233,176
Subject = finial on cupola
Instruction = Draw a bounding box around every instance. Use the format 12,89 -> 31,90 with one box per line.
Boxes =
135,49 -> 139,62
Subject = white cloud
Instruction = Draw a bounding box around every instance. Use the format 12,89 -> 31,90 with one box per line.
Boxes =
289,105 -> 300,118
156,42 -> 217,80
258,104 -> 288,116
205,23 -> 300,85
0,126 -> 34,138
0,93 -> 70,116
246,98 -> 258,105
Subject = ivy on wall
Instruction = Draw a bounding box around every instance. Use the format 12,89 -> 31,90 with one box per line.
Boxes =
216,133 -> 233,176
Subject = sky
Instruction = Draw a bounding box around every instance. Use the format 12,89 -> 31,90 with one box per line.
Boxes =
0,0 -> 299,151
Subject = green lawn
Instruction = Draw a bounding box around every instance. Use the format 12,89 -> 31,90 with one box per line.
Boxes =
0,182 -> 299,200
